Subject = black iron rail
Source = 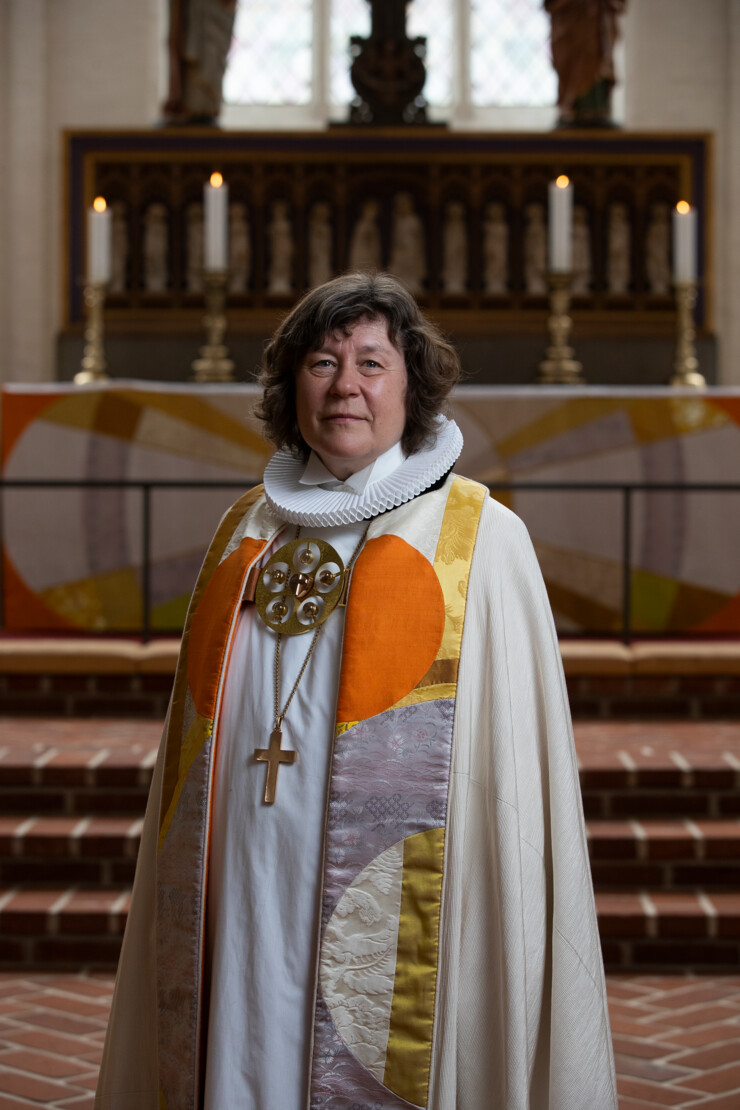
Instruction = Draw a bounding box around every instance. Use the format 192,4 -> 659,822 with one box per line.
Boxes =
2,479 -> 739,644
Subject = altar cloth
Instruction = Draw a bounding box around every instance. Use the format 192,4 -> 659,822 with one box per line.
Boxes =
3,382 -> 739,635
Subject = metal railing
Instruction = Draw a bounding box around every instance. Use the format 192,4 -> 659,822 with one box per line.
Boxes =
1,478 -> 739,644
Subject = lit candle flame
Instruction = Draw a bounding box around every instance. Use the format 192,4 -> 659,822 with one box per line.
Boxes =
556,175 -> 570,189
210,172 -> 223,188
676,200 -> 691,214
93,196 -> 107,213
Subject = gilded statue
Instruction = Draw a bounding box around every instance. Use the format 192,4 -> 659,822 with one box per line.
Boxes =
545,0 -> 627,126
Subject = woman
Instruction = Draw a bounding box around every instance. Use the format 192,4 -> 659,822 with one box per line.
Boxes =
96,272 -> 616,1110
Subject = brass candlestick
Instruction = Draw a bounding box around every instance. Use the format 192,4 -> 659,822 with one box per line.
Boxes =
191,271 -> 235,383
537,271 -> 585,385
74,282 -> 109,384
670,281 -> 706,388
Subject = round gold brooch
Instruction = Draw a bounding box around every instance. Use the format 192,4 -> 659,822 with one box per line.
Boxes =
255,537 -> 346,635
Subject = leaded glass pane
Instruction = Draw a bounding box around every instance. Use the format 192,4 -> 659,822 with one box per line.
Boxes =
223,0 -> 312,105
471,0 -> 556,107
407,0 -> 453,107
331,0 -> 371,108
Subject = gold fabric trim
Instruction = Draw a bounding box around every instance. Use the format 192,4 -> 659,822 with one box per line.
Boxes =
388,476 -> 487,713
391,683 -> 457,709
416,658 -> 458,687
433,478 -> 488,665
384,827 -> 446,1106
335,720 -> 358,737
158,713 -> 212,852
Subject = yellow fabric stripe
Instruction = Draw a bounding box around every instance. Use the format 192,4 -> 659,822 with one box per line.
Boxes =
391,683 -> 457,709
433,477 -> 488,667
384,827 -> 446,1106
387,477 -> 486,715
335,720 -> 358,737
158,713 -> 213,852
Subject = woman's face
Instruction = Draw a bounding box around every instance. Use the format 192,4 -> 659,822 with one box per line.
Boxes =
295,315 -> 408,480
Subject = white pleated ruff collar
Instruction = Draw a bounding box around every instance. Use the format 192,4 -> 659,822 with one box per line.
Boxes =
263,415 -> 463,527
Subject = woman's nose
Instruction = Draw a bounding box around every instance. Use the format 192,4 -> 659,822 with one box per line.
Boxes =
329,363 -> 360,394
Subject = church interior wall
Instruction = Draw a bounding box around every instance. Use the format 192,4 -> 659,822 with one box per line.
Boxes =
0,0 -> 10,389
623,0 -> 735,383
0,0 -> 739,386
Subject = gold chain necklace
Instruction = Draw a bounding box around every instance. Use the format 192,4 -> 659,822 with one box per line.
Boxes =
254,520 -> 371,804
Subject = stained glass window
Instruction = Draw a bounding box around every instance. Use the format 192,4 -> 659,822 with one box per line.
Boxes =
223,0 -> 312,106
224,0 -> 557,112
407,0 -> 454,107
471,0 -> 556,107
330,0 -> 371,109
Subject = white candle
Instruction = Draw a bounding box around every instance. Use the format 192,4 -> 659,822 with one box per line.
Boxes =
548,175 -> 573,272
673,201 -> 697,283
87,196 -> 112,283
204,172 -> 229,271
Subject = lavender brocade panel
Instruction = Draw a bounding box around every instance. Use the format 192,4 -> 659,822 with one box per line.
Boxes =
310,699 -> 455,1110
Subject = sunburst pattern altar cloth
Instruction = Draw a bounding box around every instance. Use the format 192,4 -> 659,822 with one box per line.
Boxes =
3,383 -> 740,635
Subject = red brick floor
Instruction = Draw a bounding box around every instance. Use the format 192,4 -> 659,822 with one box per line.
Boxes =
0,973 -> 738,1108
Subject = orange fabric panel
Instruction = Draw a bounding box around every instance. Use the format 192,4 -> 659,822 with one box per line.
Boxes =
336,535 -> 444,724
1,392 -> 66,468
695,591 -> 740,632
707,397 -> 740,427
187,536 -> 264,719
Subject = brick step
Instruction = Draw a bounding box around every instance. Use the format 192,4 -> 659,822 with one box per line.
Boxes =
0,886 -> 129,967
0,816 -> 143,885
0,747 -> 156,816
577,721 -> 740,819
2,732 -> 736,821
597,891 -> 740,972
3,813 -> 739,895
587,818 -> 740,889
2,886 -> 739,971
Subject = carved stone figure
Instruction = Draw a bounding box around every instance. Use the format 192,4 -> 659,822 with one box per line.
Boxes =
144,203 -> 169,293
349,200 -> 382,272
646,202 -> 671,296
572,205 -> 592,295
186,203 -> 204,293
229,202 -> 251,293
267,201 -> 294,295
388,192 -> 426,295
524,203 -> 547,295
607,202 -> 631,294
308,202 -> 333,288
109,201 -> 129,294
483,202 -> 509,294
162,0 -> 237,124
545,0 -> 627,125
442,202 -> 467,294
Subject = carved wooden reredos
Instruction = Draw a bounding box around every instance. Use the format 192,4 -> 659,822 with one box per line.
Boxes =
64,129 -> 711,336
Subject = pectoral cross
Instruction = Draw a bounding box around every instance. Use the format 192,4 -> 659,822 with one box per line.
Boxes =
254,722 -> 296,804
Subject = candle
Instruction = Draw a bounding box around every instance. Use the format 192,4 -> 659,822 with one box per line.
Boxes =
548,175 -> 573,272
204,172 -> 229,271
673,200 -> 697,283
87,196 -> 112,283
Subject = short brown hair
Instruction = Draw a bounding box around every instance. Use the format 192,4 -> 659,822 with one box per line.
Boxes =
256,272 -> 461,458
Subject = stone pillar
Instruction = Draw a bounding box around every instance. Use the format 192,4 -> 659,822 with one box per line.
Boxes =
5,0 -> 51,382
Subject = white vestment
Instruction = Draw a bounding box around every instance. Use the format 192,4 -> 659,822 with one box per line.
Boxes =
95,420 -> 617,1110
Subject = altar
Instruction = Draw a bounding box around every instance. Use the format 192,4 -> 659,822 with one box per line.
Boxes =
3,383 -> 739,636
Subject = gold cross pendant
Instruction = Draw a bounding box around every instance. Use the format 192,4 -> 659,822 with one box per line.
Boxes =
254,726 -> 296,804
